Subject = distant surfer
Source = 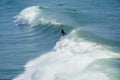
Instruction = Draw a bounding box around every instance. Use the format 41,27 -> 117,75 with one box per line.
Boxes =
73,9 -> 77,11
58,3 -> 63,6
61,29 -> 66,36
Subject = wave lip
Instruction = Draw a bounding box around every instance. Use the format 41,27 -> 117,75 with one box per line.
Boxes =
14,6 -> 61,27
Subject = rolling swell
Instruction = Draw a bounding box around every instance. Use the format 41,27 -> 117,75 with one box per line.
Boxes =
13,5 -> 120,80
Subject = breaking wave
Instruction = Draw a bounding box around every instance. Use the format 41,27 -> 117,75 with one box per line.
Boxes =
13,29 -> 119,80
13,6 -> 120,80
14,6 -> 60,26
14,6 -> 76,27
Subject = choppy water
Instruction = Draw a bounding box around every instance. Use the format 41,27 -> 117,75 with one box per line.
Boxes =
0,0 -> 120,80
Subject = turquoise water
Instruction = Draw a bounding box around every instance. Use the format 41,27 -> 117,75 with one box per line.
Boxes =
0,0 -> 120,80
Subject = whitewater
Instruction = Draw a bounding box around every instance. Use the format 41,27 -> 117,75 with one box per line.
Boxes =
13,30 -> 119,80
13,6 -> 120,80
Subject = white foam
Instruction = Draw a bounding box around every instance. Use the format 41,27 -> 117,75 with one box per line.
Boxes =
14,6 -> 61,27
13,30 -> 119,80
13,5 -> 78,27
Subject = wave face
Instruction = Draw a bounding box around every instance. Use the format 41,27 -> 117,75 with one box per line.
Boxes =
13,29 -> 119,80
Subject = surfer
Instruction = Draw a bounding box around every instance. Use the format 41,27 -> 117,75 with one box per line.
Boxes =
58,4 -> 63,6
61,29 -> 66,36
73,9 -> 77,11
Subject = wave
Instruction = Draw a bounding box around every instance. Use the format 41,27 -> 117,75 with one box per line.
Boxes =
14,6 -> 76,27
13,6 -> 120,80
13,29 -> 120,80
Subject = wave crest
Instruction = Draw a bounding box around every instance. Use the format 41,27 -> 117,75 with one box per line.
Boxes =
14,6 -> 61,27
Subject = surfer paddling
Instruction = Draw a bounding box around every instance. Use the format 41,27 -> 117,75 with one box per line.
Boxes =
61,29 -> 66,36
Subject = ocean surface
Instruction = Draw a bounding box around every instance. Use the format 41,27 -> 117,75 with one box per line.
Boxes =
0,0 -> 120,80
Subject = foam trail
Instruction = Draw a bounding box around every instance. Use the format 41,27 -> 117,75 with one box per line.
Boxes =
13,30 -> 119,80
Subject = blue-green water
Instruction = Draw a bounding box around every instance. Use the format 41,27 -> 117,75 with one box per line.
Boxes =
0,0 -> 120,80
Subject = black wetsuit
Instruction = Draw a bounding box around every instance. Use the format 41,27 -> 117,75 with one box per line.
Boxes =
61,29 -> 66,36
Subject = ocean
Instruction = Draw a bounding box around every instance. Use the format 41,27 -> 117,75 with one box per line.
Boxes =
0,0 -> 120,80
